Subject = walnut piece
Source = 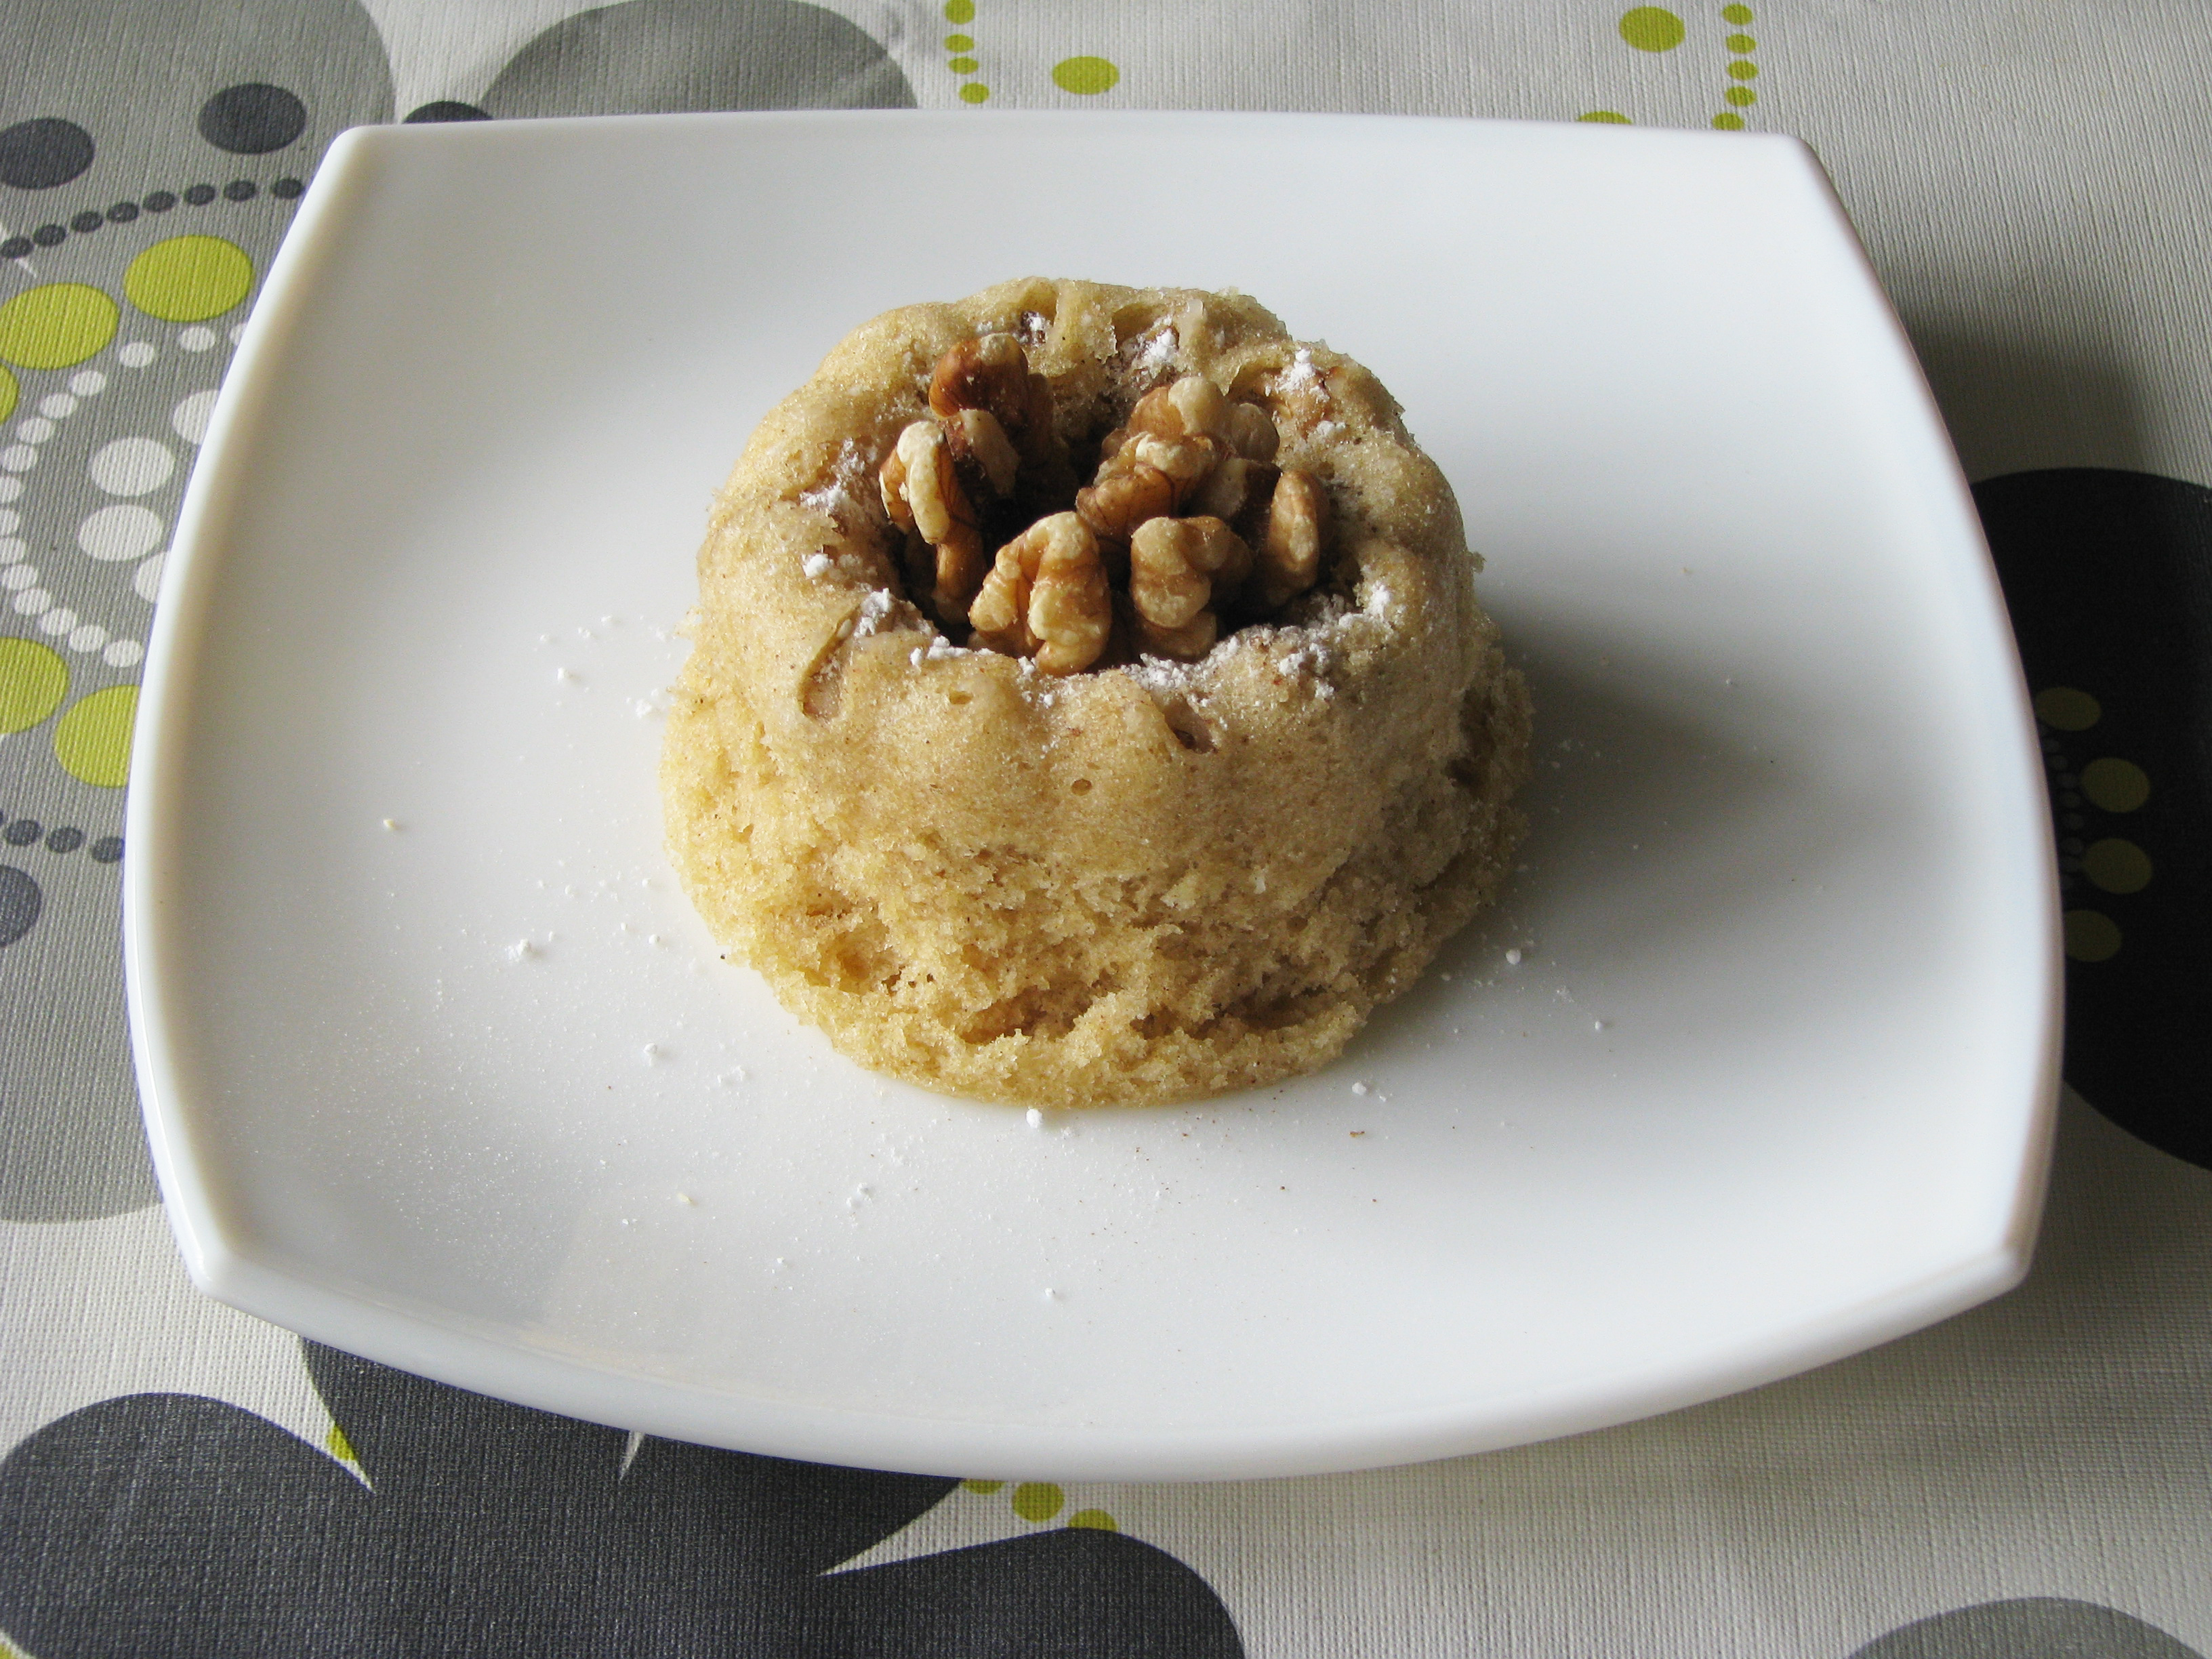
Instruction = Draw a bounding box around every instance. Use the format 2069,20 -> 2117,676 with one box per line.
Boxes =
1224,401 -> 1279,464
1256,468 -> 1327,609
1130,515 -> 1252,628
933,332 -> 1065,481
1075,464 -> 1178,543
970,512 -> 1111,675
879,419 -> 992,621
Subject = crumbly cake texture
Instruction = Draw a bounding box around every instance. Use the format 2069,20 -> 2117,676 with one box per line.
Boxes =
662,277 -> 1532,1108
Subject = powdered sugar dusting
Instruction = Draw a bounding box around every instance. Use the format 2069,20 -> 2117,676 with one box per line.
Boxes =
850,588 -> 901,638
1275,347 -> 1323,396
802,548 -> 891,585
1121,643 -> 1234,698
1111,596 -> 1378,708
799,438 -> 878,529
907,634 -> 972,668
1276,632 -> 1340,690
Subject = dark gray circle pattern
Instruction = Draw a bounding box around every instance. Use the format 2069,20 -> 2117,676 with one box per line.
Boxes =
1852,1598 -> 2204,1659
0,869 -> 39,950
403,100 -> 490,123
0,117 -> 95,189
197,83 -> 306,153
483,0 -> 916,117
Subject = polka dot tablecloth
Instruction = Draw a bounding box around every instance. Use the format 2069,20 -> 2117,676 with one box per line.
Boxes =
5,2 -> 2212,1654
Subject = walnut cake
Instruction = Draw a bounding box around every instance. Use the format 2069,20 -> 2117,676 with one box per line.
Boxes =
661,277 -> 1532,1107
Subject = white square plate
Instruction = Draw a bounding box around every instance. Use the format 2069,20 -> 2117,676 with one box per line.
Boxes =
126,112 -> 2060,1481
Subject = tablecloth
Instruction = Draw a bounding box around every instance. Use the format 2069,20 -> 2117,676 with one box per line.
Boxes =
5,1 -> 2211,1654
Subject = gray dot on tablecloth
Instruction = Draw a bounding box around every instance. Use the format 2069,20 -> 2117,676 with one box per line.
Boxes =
0,117 -> 95,190
0,867 -> 39,949
198,83 -> 307,155
404,101 -> 490,123
483,0 -> 916,118
1851,1599 -> 2204,1659
3,819 -> 43,848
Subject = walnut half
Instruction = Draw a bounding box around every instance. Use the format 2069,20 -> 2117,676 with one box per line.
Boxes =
880,420 -> 988,622
969,512 -> 1112,675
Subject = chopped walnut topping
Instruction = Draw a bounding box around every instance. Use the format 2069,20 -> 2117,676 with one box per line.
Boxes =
1134,609 -> 1219,661
1076,462 -> 1179,542
871,347 -> 1327,669
1225,401 -> 1279,463
932,333 -> 1063,473
1256,468 -> 1328,609
1130,515 -> 1254,661
880,421 -> 988,621
1186,455 -> 1277,525
1129,375 -> 1229,443
945,406 -> 1020,497
970,512 -> 1111,675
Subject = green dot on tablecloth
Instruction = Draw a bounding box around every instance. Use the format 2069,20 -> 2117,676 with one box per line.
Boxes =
124,234 -> 253,323
959,82 -> 990,103
1726,32 -> 1757,50
1726,86 -> 1757,106
2064,908 -> 2122,962
1053,56 -> 1120,94
2083,838 -> 2152,895
1619,7 -> 1687,52
943,0 -> 974,21
2081,756 -> 2150,811
0,636 -> 68,734
2035,685 -> 2102,729
1011,1481 -> 1064,1521
944,33 -> 972,49
1579,110 -> 1633,123
53,684 -> 136,787
1067,1509 -> 1119,1530
1720,3 -> 1753,22
949,56 -> 978,73
1712,112 -> 1746,129
960,1478 -> 1003,1494
1728,59 -> 1759,79
0,283 -> 120,370
0,366 -> 15,424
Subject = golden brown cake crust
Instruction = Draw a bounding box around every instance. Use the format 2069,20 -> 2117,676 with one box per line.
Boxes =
661,277 -> 1532,1107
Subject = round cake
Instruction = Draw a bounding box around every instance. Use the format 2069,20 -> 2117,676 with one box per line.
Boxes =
661,276 -> 1532,1108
